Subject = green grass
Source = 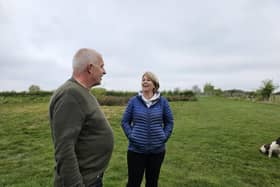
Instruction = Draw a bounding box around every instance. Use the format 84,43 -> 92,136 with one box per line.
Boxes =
0,97 -> 280,187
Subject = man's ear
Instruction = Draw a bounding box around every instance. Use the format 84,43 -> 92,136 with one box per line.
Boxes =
87,63 -> 94,73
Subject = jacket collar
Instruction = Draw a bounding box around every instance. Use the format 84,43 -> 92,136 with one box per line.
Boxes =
138,91 -> 161,108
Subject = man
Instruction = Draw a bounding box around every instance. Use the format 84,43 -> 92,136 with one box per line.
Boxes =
49,48 -> 114,187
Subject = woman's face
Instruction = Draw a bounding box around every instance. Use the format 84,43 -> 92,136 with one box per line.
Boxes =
142,75 -> 155,93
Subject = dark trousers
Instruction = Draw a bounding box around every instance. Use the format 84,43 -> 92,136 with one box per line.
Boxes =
126,150 -> 165,187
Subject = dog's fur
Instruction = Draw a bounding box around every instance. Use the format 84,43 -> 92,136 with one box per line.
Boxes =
259,137 -> 280,158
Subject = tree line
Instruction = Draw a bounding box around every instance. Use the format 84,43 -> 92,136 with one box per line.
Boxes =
0,79 -> 278,104
0,86 -> 197,105
202,79 -> 279,101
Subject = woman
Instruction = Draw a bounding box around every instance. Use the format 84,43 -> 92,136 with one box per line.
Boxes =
121,71 -> 174,187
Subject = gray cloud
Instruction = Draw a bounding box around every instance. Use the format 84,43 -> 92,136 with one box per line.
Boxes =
0,0 -> 280,92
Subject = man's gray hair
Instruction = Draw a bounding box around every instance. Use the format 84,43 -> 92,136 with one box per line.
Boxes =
72,48 -> 99,73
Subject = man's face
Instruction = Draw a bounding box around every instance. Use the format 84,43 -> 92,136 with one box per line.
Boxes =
89,57 -> 106,87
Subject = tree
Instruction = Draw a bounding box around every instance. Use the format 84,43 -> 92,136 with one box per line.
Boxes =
258,79 -> 278,101
192,85 -> 201,95
29,85 -> 41,93
203,83 -> 214,96
173,87 -> 181,96
213,88 -> 223,96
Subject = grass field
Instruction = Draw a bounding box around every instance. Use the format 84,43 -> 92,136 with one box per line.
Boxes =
0,97 -> 280,187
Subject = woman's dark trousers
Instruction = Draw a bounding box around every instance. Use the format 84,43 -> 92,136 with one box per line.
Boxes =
126,150 -> 165,187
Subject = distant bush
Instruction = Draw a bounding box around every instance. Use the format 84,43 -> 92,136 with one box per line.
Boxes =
105,90 -> 137,97
0,89 -> 197,105
0,95 -> 50,104
91,88 -> 107,96
96,95 -> 130,106
165,95 -> 197,102
161,89 -> 195,97
0,91 -> 52,97
0,91 -> 52,104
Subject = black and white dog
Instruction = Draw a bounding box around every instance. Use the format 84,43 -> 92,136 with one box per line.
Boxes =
259,137 -> 280,158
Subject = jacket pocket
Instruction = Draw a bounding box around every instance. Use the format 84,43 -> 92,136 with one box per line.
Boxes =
128,128 -> 147,150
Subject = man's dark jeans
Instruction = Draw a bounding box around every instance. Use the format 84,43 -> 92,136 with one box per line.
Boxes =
88,173 -> 103,187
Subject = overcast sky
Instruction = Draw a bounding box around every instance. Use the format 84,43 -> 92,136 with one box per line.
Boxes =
1,0 -> 279,92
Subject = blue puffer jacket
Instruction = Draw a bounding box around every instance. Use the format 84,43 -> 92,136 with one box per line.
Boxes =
121,94 -> 174,154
